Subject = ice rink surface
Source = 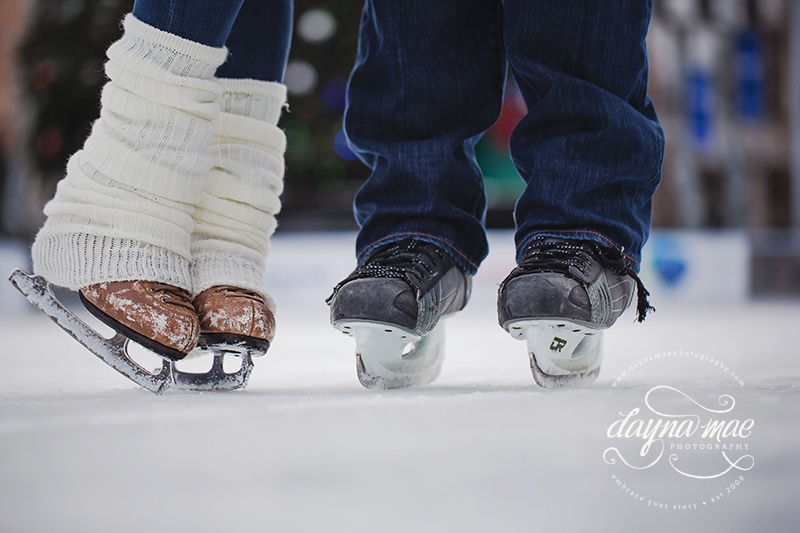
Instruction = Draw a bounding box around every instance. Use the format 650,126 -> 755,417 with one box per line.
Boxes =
1,231 -> 798,532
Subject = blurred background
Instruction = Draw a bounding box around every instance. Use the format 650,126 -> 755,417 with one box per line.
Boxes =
1,0 -> 799,301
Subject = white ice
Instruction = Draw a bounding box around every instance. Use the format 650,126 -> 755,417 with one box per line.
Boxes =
1,231 -> 798,532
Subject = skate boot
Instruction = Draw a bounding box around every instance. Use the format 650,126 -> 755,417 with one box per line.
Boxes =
193,286 -> 275,355
80,281 -> 200,361
497,237 -> 653,388
328,238 -> 471,389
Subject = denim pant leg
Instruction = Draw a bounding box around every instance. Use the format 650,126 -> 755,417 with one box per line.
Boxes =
133,0 -> 292,82
133,0 -> 244,47
345,0 -> 506,274
504,0 -> 665,269
216,0 -> 293,82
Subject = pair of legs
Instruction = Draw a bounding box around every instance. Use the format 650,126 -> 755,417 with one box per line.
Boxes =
31,0 -> 292,361
347,0 -> 663,270
330,0 -> 664,389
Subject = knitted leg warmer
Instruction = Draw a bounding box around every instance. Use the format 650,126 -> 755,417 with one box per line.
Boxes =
190,79 -> 287,310
31,14 -> 227,291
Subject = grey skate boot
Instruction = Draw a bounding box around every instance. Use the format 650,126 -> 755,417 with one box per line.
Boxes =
328,238 -> 471,389
498,237 -> 653,388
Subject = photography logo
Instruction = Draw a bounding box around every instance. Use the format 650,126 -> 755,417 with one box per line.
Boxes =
603,351 -> 755,510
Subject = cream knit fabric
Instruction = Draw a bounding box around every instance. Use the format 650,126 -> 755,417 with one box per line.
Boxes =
31,14 -> 227,291
190,79 -> 287,310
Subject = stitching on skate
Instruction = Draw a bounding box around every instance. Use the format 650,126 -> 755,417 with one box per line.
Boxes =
359,232 -> 479,271
517,230 -> 640,266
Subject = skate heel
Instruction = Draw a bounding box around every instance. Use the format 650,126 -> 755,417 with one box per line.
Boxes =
506,319 -> 603,389
335,321 -> 445,390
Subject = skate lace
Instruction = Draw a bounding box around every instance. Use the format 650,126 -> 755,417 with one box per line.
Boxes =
327,238 -> 448,301
152,283 -> 194,311
506,237 -> 654,322
217,286 -> 265,305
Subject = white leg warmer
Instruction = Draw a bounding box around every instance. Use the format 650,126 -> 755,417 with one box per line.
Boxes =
190,79 -> 287,310
31,14 -> 227,291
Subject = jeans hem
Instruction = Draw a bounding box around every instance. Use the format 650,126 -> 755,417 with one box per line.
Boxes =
358,232 -> 480,275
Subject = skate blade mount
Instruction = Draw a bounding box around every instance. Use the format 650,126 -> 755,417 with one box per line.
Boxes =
507,319 -> 603,389
8,269 -> 254,394
170,343 -> 255,392
334,320 -> 445,390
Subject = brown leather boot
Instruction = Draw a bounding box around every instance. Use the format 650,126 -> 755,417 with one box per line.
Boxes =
193,286 -> 275,355
79,281 -> 200,361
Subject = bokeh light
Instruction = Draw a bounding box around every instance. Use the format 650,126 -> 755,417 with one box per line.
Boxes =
333,130 -> 357,161
297,8 -> 338,44
284,60 -> 318,96
320,77 -> 347,112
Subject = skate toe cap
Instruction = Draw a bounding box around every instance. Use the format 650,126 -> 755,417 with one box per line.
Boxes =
498,273 -> 591,326
330,278 -> 417,330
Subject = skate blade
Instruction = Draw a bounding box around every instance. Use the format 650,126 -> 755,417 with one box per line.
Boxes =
334,321 -> 445,390
169,348 -> 255,392
8,269 -> 171,394
506,319 -> 603,389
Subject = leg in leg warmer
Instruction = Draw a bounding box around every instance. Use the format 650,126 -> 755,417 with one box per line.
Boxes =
30,14 -> 227,358
191,79 -> 287,350
31,14 -> 227,291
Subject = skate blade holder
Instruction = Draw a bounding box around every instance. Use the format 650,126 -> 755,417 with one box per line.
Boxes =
507,319 -> 603,389
8,269 -> 254,394
170,345 -> 255,392
335,320 -> 445,390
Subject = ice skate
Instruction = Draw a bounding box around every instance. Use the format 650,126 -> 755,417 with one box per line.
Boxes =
328,238 -> 470,389
156,286 -> 275,391
497,237 -> 652,388
167,284 -> 278,392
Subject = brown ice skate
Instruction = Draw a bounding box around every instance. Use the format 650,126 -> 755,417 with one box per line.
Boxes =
193,286 -> 275,355
79,281 -> 200,361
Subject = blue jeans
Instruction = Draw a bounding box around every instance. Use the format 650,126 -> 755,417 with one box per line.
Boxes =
345,0 -> 664,273
133,0 -> 292,82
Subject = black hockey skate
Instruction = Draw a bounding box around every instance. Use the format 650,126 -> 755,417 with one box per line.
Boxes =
328,238 -> 470,389
8,269 -> 255,394
497,237 -> 652,388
